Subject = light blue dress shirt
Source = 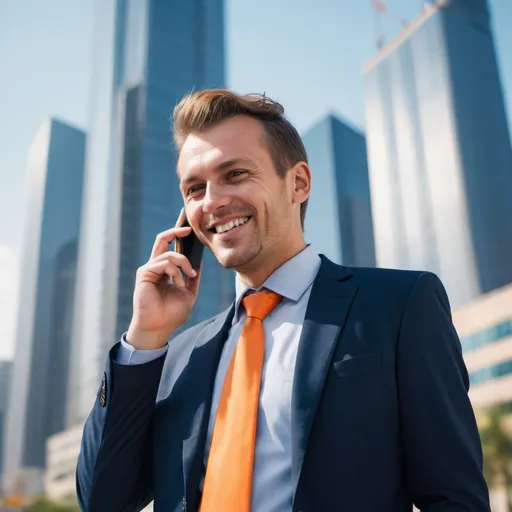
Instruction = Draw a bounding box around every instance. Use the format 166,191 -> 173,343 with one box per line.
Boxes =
116,245 -> 321,511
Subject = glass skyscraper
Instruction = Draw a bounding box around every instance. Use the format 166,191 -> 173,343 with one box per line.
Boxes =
72,0 -> 233,423
302,114 -> 376,267
363,0 -> 512,307
3,119 -> 85,494
0,361 -> 12,478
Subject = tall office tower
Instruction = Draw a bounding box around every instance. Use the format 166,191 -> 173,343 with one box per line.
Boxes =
0,361 -> 12,477
3,120 -> 86,494
363,0 -> 512,307
302,114 -> 376,267
72,0 -> 232,424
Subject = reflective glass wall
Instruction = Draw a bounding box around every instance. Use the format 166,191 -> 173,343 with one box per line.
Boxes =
303,114 -> 376,267
363,0 -> 512,307
4,120 -> 85,491
73,0 -> 232,422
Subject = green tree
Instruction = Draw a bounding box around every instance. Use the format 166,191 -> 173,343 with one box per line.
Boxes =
25,497 -> 79,512
478,404 -> 512,511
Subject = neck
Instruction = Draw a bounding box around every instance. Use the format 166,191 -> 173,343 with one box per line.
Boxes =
235,236 -> 307,289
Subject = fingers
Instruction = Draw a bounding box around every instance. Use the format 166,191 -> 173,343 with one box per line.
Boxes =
175,207 -> 187,228
138,260 -> 187,289
151,251 -> 197,279
185,259 -> 202,295
150,226 -> 192,259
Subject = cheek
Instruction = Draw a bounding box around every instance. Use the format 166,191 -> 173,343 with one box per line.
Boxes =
184,203 -> 203,229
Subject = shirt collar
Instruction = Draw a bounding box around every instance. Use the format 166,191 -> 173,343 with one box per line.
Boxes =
233,245 -> 321,323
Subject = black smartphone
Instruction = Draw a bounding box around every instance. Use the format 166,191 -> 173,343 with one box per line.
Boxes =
174,212 -> 204,271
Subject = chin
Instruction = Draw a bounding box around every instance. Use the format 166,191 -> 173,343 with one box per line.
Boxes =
213,246 -> 259,270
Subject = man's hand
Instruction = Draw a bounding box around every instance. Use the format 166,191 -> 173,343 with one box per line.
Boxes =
126,226 -> 201,350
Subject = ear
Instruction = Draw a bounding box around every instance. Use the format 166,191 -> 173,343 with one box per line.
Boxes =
291,162 -> 311,206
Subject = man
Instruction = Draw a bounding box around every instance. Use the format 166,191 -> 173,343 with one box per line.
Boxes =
76,90 -> 490,511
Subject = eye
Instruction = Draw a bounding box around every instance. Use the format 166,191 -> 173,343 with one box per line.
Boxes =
187,184 -> 204,196
228,170 -> 245,179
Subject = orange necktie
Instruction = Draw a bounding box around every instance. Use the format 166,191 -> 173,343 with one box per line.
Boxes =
199,290 -> 283,512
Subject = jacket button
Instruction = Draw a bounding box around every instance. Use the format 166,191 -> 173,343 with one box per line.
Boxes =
99,372 -> 107,407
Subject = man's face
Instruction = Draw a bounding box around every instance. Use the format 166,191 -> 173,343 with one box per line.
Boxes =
177,115 -> 301,271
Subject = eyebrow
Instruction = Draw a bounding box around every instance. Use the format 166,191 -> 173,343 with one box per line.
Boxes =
179,157 -> 255,189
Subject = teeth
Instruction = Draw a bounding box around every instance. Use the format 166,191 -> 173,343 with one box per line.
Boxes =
215,217 -> 250,234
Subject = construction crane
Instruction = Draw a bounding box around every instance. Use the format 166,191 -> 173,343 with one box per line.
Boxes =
372,0 -> 410,50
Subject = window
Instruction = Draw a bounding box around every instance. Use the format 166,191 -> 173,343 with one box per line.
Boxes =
461,319 -> 512,353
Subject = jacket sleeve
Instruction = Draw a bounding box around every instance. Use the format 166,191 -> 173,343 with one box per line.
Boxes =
76,343 -> 166,512
397,272 -> 491,511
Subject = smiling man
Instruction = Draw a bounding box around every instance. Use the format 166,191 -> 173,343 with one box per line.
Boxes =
76,90 -> 490,512
176,107 -> 309,287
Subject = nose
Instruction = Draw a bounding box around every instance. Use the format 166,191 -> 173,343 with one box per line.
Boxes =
202,181 -> 231,214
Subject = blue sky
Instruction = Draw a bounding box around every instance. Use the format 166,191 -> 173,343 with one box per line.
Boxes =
1,0 -> 511,251
0,0 -> 511,358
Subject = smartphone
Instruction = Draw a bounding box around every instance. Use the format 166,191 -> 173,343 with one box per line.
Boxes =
174,210 -> 204,271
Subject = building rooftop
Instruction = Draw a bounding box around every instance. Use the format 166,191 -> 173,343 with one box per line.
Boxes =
362,0 -> 448,74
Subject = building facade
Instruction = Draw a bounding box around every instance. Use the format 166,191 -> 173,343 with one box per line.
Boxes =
454,283 -> 512,410
363,0 -> 512,307
72,0 -> 233,424
302,114 -> 376,267
45,424 -> 83,503
3,120 -> 86,493
0,361 -> 12,478
453,283 -> 512,511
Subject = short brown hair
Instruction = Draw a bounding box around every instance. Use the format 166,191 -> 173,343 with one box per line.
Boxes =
172,89 -> 309,229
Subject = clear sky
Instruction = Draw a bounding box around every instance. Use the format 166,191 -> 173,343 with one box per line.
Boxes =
0,0 -> 511,358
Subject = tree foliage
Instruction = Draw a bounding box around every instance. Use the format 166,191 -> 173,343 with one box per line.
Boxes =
478,404 -> 512,511
25,497 -> 79,512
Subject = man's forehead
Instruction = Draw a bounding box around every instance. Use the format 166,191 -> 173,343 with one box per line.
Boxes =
178,144 -> 225,174
177,127 -> 264,176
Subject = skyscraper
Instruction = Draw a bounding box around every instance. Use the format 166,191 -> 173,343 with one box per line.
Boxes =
302,114 -> 376,267
363,0 -> 512,307
72,0 -> 232,424
3,119 -> 86,494
0,361 -> 12,477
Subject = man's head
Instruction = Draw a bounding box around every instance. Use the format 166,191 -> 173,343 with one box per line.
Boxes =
173,89 -> 311,282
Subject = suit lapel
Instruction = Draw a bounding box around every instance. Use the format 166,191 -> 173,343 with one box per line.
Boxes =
291,256 -> 357,497
182,305 -> 234,510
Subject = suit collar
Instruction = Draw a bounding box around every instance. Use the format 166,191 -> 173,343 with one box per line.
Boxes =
182,304 -> 234,510
317,253 -> 353,281
291,255 -> 357,498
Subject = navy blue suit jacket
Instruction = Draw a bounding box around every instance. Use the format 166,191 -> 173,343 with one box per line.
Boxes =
76,256 -> 490,511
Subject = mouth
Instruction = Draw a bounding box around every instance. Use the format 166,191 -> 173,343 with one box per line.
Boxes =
209,216 -> 252,236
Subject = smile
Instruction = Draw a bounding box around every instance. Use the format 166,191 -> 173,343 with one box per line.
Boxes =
211,216 -> 251,234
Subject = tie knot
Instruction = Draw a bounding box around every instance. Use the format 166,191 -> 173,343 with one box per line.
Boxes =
242,290 -> 282,321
